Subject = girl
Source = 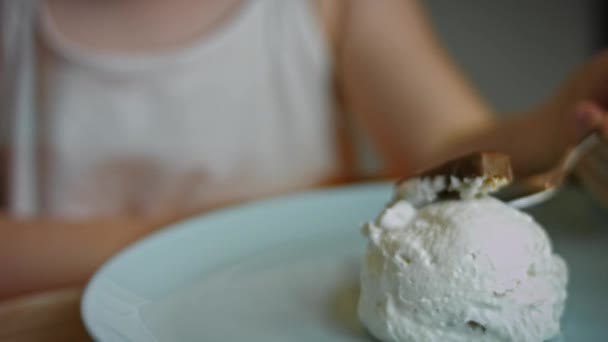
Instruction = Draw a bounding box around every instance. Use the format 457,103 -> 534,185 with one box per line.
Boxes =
1,0 -> 607,299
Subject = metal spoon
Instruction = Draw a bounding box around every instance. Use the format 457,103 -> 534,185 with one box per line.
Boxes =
495,134 -> 601,208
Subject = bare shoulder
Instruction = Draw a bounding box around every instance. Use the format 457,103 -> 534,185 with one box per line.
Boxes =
311,0 -> 436,57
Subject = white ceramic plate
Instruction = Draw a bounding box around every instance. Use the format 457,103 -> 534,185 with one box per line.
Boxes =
82,183 -> 608,341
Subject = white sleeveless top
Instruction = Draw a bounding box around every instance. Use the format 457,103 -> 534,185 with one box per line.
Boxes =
2,0 -> 340,218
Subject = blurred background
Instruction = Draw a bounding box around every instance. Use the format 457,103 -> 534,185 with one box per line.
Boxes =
1,1 -> 603,182
1,0 -> 606,215
354,0 -> 601,174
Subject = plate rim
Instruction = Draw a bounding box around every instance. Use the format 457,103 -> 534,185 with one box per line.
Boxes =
80,181 -> 392,339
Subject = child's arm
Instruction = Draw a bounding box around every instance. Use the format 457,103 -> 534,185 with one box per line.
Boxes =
331,0 -> 607,176
0,216 -> 156,299
0,193 -> 265,299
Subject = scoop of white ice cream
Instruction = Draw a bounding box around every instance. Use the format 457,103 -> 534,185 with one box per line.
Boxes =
358,197 -> 568,342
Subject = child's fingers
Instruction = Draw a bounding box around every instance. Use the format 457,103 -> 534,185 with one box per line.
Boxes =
574,100 -> 605,140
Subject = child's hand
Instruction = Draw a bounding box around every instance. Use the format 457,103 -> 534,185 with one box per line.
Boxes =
575,139 -> 608,208
515,51 -> 608,177
545,51 -> 608,153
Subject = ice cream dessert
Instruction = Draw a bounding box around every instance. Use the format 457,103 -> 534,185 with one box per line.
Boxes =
358,152 -> 568,342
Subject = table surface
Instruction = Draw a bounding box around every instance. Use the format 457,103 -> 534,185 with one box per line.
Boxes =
0,286 -> 90,341
1,183 -> 606,342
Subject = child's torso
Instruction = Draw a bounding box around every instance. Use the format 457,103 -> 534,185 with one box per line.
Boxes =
35,0 -> 341,217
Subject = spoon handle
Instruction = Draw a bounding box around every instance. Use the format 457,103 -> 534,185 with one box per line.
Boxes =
500,133 -> 600,208
562,134 -> 600,174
